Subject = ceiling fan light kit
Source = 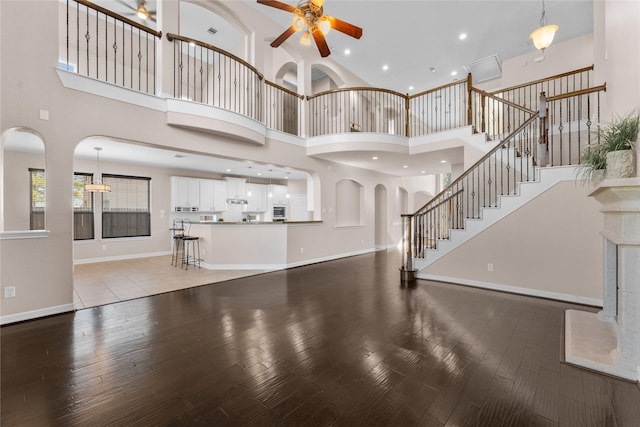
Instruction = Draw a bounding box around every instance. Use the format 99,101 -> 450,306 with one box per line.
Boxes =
258,0 -> 362,57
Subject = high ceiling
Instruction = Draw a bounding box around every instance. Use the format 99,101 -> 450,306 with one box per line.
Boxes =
248,0 -> 594,93
81,0 -> 594,178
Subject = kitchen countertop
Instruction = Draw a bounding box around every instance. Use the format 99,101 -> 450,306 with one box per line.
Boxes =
192,220 -> 322,225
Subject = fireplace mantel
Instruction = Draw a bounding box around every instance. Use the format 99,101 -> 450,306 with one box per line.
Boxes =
565,178 -> 640,382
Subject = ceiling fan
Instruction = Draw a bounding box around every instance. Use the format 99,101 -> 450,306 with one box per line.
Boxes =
116,0 -> 156,22
257,0 -> 362,58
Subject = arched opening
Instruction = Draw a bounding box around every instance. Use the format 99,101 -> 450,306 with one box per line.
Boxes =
1,128 -> 46,232
374,184 -> 387,250
336,179 -> 363,227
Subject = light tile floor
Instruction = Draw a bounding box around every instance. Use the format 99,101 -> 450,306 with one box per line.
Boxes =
73,255 -> 269,309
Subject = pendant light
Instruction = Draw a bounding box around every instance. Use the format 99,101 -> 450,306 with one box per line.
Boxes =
85,147 -> 111,193
530,0 -> 558,51
246,166 -> 252,197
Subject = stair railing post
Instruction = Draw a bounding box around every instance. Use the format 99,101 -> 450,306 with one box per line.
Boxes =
537,91 -> 548,167
400,214 -> 417,287
467,73 -> 473,128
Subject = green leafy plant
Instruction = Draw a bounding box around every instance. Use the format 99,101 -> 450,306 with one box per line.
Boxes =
578,112 -> 639,182
599,112 -> 640,152
577,143 -> 607,181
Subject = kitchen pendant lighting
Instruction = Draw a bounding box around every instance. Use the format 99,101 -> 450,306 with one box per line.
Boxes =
246,166 -> 252,197
85,147 -> 111,193
530,0 -> 558,51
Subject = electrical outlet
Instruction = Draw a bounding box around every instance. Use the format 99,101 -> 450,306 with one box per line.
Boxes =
299,247 -> 304,254
102,244 -> 107,250
487,263 -> 494,272
4,286 -> 16,298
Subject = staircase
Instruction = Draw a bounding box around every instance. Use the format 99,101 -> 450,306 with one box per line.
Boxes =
412,165 -> 577,271
401,69 -> 607,275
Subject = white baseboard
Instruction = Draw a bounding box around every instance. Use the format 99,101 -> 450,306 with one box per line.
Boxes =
74,251 -> 172,265
0,303 -> 75,326
199,262 -> 286,271
287,248 -> 376,269
418,273 -> 603,307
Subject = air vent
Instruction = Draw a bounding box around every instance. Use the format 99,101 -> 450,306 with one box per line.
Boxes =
463,54 -> 502,83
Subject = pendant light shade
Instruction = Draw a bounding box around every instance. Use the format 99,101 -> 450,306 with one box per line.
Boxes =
86,147 -> 111,193
530,0 -> 558,51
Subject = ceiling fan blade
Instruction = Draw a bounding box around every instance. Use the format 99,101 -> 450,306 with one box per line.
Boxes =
115,0 -> 136,12
328,16 -> 363,39
270,26 -> 297,48
257,0 -> 297,14
311,28 -> 330,57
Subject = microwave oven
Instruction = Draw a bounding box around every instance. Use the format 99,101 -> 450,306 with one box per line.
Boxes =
273,206 -> 286,219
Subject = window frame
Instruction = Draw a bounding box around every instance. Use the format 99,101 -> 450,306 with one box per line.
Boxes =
101,174 -> 151,239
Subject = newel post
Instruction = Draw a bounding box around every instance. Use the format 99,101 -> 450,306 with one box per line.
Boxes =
466,73 -> 473,127
537,91 -> 549,167
400,214 -> 417,287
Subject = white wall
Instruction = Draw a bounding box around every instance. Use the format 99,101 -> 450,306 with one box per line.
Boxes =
423,181 -> 604,303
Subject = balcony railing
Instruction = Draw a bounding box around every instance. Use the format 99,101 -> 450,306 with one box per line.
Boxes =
307,88 -> 408,137
166,33 -> 264,122
408,78 -> 470,137
264,81 -> 304,136
63,0 -> 162,95
61,2 -> 602,148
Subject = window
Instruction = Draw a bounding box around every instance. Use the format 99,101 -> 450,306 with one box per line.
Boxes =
73,173 -> 94,240
29,168 -> 45,230
102,174 -> 151,238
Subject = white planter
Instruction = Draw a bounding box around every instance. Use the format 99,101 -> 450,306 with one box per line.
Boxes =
606,149 -> 636,179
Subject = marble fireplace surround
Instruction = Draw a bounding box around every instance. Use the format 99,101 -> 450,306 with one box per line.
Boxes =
565,178 -> 640,382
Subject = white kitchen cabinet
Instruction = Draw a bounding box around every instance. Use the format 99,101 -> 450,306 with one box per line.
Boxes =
246,183 -> 267,212
270,184 -> 289,205
171,177 -> 200,210
199,179 -> 215,212
226,177 -> 247,200
212,180 -> 227,211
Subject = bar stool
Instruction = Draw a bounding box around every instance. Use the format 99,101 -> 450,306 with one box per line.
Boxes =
170,219 -> 185,266
181,236 -> 200,269
172,234 -> 185,267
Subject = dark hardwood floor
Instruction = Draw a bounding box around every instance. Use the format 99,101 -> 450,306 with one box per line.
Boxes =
2,250 -> 639,426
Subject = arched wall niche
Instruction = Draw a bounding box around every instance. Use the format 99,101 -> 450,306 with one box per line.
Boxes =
335,178 -> 363,227
1,128 -> 46,232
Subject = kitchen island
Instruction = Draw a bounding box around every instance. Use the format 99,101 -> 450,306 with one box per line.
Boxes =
189,221 -> 322,270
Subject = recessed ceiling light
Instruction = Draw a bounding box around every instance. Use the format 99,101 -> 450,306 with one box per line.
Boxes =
440,160 -> 447,163
408,86 -> 414,91
402,165 -> 409,169
451,70 -> 458,76
225,168 -> 232,172
284,176 -> 289,179
421,170 -> 426,174
257,172 -> 262,176
430,67 -> 436,73
382,64 -> 389,71
344,48 -> 351,55
372,156 -> 378,160
459,33 -> 467,40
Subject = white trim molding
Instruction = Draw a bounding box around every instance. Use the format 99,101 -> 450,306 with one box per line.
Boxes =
0,303 -> 74,326
0,230 -> 50,240
74,251 -> 172,265
418,273 -> 603,307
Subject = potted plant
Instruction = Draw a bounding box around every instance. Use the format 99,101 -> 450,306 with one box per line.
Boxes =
600,112 -> 639,179
578,112 -> 639,183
